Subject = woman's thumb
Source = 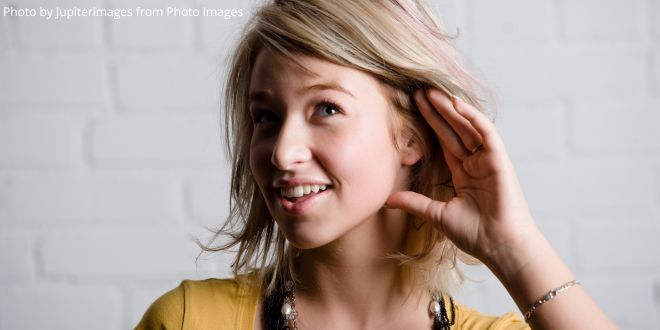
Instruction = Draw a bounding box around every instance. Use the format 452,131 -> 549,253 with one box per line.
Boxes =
385,191 -> 444,222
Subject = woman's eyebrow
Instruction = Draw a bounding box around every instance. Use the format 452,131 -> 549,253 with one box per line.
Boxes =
248,81 -> 355,104
301,82 -> 355,99
248,90 -> 271,104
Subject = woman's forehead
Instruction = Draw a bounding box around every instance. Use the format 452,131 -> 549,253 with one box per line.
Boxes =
248,50 -> 386,101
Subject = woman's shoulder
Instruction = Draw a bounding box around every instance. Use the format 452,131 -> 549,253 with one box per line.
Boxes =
452,299 -> 530,330
135,275 -> 261,330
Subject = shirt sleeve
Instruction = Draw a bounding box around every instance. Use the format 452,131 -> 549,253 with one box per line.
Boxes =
134,283 -> 185,330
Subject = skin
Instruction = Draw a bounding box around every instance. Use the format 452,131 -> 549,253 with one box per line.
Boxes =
388,91 -> 618,329
248,50 -> 617,329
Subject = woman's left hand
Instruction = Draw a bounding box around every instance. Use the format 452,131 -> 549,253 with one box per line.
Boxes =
386,88 -> 542,268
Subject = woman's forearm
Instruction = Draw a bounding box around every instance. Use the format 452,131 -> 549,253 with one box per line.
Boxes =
484,228 -> 618,330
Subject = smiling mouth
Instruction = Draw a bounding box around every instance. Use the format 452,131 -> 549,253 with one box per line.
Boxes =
280,184 -> 331,202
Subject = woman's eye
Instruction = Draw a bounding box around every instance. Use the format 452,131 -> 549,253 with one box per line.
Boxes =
252,110 -> 279,124
314,102 -> 341,117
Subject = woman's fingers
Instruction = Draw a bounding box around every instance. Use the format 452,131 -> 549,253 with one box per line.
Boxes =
414,90 -> 470,159
425,89 -> 484,154
446,91 -> 505,153
386,191 -> 446,230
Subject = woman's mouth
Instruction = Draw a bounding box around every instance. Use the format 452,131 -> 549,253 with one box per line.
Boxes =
281,184 -> 328,200
277,184 -> 332,214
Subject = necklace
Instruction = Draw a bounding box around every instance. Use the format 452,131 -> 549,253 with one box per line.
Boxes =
264,280 -> 456,330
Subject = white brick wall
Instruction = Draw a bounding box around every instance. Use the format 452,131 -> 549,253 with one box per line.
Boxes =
92,114 -> 223,164
5,173 -> 182,224
1,1 -> 659,329
466,0 -> 556,45
576,219 -> 660,270
0,284 -> 123,330
110,0 -> 194,50
0,114 -> 84,167
579,274 -> 659,329
41,227 -> 201,278
571,99 -> 660,155
558,0 -> 645,41
654,48 -> 660,92
0,231 -> 35,281
0,54 -> 108,106
15,0 -> 103,49
115,56 -> 220,109
0,5 -> 9,50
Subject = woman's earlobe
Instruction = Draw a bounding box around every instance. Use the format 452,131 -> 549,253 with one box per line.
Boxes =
401,139 -> 423,166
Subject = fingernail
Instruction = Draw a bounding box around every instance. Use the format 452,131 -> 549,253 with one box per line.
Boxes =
451,94 -> 462,102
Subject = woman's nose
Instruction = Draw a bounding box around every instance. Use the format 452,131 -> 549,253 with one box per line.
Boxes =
270,119 -> 312,170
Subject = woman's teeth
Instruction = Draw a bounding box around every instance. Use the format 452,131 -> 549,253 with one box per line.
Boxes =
281,184 -> 328,198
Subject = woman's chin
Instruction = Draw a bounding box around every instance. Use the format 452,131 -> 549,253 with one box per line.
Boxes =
281,228 -> 339,251
284,235 -> 329,250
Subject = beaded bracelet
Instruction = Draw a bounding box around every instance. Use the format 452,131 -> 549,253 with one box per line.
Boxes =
524,280 -> 580,322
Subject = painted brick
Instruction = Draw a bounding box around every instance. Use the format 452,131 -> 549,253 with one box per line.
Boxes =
0,1 -> 658,326
0,114 -> 83,167
127,281 -> 181,327
655,281 -> 660,328
655,48 -> 660,93
5,173 -> 182,224
558,0 -> 643,41
655,166 -> 660,212
0,54 -> 107,105
654,0 -> 660,39
576,219 -> 660,270
92,114 -> 224,165
0,231 -> 34,280
517,162 -> 653,217
41,227 -> 201,278
571,99 -> 660,155
0,3 -> 9,50
578,274 -> 658,329
470,44 -> 647,102
187,172 -> 231,221
14,0 -> 102,49
0,174 -> 8,222
0,284 -> 122,330
555,44 -> 646,100
110,0 -> 193,50
197,0 -> 251,53
495,101 -> 564,162
115,56 -> 219,109
467,0 -> 554,44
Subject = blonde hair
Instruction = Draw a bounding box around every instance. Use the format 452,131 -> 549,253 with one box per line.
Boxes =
203,0 -> 486,295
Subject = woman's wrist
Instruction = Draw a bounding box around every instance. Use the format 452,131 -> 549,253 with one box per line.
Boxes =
482,229 -> 577,314
481,225 -> 552,282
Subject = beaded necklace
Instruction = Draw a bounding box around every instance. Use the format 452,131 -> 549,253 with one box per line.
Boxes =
263,280 -> 455,330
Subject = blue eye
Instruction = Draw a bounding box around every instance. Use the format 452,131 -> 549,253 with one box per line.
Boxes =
314,102 -> 341,117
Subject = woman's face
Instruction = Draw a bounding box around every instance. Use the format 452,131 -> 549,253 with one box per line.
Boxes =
248,50 -> 416,249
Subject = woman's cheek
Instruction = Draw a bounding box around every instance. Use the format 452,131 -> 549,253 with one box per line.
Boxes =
249,139 -> 273,183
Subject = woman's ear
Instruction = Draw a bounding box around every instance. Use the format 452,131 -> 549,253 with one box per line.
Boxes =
399,134 -> 423,166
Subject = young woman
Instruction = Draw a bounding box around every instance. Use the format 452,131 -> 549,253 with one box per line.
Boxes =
137,0 -> 617,329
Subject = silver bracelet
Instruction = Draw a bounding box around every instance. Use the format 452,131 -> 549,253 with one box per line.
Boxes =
524,280 -> 580,322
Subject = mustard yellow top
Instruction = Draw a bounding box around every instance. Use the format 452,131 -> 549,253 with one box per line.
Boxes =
135,277 -> 530,330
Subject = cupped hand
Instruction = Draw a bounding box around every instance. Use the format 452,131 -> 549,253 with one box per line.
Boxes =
386,88 -> 541,265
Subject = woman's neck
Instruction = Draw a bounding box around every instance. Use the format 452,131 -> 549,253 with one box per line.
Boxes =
292,208 -> 431,329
